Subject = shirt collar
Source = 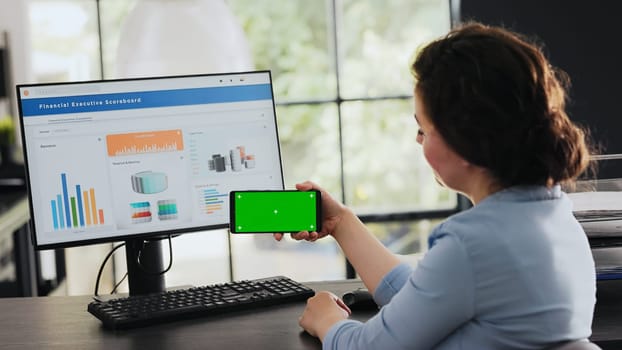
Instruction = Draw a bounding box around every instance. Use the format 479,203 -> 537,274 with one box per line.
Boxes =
480,184 -> 562,204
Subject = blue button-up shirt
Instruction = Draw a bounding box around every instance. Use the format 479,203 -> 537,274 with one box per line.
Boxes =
324,186 -> 596,349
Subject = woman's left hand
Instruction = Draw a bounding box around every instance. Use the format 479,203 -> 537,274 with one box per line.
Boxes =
299,291 -> 351,340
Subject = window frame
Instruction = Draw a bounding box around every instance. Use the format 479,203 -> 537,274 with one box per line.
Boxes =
30,0 -> 465,283
274,0 -> 464,276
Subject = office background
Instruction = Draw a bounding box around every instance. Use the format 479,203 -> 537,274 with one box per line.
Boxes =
0,0 -> 619,298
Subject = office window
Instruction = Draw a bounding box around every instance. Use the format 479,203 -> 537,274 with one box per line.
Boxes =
28,0 -> 100,82
27,0 -> 455,292
341,99 -> 454,214
338,0 -> 452,99
367,218 -> 442,255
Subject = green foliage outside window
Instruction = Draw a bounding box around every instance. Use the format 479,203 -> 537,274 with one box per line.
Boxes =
29,0 -> 456,256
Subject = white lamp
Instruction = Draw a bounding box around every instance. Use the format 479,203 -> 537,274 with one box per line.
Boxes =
114,0 -> 253,78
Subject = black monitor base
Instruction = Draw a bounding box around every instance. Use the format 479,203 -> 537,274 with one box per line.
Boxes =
125,238 -> 166,296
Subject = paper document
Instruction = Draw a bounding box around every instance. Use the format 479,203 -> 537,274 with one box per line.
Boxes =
567,191 -> 622,237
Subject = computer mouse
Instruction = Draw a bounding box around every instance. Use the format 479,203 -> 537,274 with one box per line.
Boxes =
342,288 -> 378,311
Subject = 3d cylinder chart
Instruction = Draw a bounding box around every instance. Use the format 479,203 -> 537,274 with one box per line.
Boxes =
230,148 -> 242,171
49,173 -> 105,230
131,171 -> 168,194
207,146 -> 256,173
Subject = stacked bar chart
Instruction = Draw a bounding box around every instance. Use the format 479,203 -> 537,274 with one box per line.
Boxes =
157,199 -> 178,220
50,173 -> 105,231
130,201 -> 152,224
200,188 -> 227,215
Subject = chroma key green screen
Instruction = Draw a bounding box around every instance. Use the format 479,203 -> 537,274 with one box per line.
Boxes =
230,190 -> 320,233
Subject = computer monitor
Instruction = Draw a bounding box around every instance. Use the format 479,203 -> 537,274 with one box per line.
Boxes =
16,70 -> 284,295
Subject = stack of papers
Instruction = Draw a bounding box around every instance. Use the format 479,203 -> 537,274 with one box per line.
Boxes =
568,191 -> 622,237
568,191 -> 622,280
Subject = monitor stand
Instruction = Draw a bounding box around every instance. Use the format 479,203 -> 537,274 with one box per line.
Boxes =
125,238 -> 166,296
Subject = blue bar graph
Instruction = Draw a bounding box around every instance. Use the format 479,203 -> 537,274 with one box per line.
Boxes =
76,184 -> 85,226
61,173 -> 71,228
51,201 -> 58,230
57,194 -> 65,229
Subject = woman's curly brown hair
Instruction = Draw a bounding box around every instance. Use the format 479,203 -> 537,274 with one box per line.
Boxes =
412,22 -> 594,188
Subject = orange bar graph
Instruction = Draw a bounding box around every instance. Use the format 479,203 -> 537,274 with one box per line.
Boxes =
98,209 -> 105,225
206,204 -> 222,214
83,191 -> 92,226
106,129 -> 184,156
90,188 -> 98,225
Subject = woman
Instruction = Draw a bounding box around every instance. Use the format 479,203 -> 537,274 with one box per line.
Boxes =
275,22 -> 596,349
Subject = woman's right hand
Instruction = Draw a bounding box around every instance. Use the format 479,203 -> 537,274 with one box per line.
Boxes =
274,181 -> 348,242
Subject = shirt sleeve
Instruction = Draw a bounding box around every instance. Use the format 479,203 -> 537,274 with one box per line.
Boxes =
323,233 -> 475,350
374,263 -> 412,306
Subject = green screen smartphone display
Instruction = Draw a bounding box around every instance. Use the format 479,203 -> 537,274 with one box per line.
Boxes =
229,190 -> 321,233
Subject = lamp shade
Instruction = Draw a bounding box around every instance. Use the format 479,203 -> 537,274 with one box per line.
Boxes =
115,0 -> 253,78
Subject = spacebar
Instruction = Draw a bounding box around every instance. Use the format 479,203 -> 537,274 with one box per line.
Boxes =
146,304 -> 209,319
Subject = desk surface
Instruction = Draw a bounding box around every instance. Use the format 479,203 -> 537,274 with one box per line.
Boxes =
0,280 -> 371,350
0,279 -> 620,350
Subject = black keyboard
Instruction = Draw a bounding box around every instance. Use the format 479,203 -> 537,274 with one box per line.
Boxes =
88,275 -> 314,330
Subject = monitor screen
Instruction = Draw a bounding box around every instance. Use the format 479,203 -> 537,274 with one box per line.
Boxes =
17,71 -> 284,250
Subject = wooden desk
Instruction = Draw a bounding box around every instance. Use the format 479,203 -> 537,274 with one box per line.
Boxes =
0,279 -> 619,349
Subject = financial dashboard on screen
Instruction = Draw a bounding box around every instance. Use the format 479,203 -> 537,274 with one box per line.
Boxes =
17,71 -> 284,249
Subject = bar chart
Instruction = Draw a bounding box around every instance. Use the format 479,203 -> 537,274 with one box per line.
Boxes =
200,187 -> 227,215
106,129 -> 184,156
50,173 -> 105,231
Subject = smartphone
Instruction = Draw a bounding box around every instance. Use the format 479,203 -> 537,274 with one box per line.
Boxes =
229,190 -> 321,233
